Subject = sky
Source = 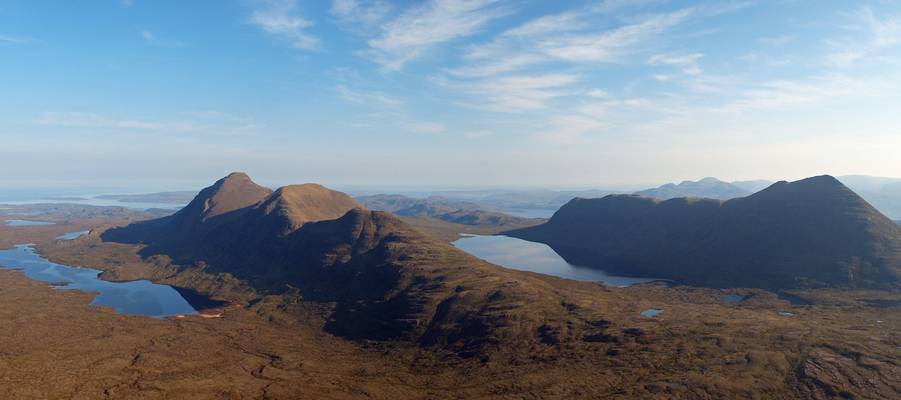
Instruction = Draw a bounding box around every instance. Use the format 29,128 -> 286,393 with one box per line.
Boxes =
1,0 -> 900,189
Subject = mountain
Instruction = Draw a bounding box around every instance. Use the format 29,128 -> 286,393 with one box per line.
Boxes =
508,175 -> 901,289
356,194 -> 484,213
39,173 -> 901,398
102,173 -> 565,344
406,189 -> 617,217
635,177 -> 751,200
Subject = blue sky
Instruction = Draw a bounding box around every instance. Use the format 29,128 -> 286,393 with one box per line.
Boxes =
1,0 -> 900,189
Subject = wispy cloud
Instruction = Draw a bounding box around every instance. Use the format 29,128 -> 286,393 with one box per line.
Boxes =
709,74 -> 879,113
649,53 -> 704,75
441,73 -> 580,112
367,0 -> 508,70
250,0 -> 318,50
402,120 -> 446,135
140,30 -> 187,47
452,8 -> 691,79
827,7 -> 901,67
335,84 -> 402,107
330,0 -> 393,31
36,112 -> 171,130
0,34 -> 36,44
441,7 -> 693,116
34,111 -> 265,134
533,114 -> 607,145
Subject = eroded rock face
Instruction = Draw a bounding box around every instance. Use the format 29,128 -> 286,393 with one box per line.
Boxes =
796,348 -> 900,399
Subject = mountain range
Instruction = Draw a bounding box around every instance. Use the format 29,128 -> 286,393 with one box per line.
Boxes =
508,175 -> 901,290
633,176 -> 901,220
634,177 -> 751,200
356,193 -> 543,236
68,172 -> 901,398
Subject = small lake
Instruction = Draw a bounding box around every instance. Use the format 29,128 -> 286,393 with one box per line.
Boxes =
641,308 -> 664,317
56,230 -> 90,240
6,219 -> 55,227
724,294 -> 747,304
0,244 -> 198,318
452,234 -> 659,287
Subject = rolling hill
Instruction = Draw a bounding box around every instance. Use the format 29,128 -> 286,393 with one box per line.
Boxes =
509,175 -> 901,289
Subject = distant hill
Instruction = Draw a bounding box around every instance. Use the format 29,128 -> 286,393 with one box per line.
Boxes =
357,193 -> 542,230
635,177 -> 751,200
95,191 -> 197,204
508,175 -> 901,290
356,193 -> 545,241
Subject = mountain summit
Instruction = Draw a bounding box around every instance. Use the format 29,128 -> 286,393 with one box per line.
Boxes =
509,175 -> 901,289
170,171 -> 272,228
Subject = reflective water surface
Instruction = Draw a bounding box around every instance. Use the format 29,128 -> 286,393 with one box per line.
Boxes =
641,309 -> 664,317
56,230 -> 90,240
5,219 -> 55,227
452,234 -> 659,287
0,244 -> 197,318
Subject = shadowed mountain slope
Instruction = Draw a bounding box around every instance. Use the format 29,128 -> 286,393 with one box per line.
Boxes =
101,174 -> 574,346
509,176 -> 901,289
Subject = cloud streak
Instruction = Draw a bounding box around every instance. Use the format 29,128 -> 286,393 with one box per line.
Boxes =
250,0 -> 318,50
827,7 -> 901,67
367,0 -> 508,70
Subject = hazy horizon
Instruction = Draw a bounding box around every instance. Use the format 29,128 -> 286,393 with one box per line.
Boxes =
3,0 -> 900,186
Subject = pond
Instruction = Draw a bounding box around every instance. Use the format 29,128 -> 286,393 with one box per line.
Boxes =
5,219 -> 55,227
641,309 -> 664,317
452,234 -> 659,287
724,294 -> 747,304
56,230 -> 90,240
0,244 -> 199,318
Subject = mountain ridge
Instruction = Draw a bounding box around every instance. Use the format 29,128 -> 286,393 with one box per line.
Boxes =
509,175 -> 901,289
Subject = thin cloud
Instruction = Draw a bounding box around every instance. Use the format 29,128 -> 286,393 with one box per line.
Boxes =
330,0 -> 393,31
250,0 -> 318,50
335,84 -> 403,107
367,0 -> 509,71
442,73 -> 581,112
402,120 -> 446,135
0,34 -> 37,44
649,53 -> 704,75
34,111 -> 265,134
453,8 -> 691,78
827,7 -> 901,67
140,30 -> 188,47
36,112 -> 168,130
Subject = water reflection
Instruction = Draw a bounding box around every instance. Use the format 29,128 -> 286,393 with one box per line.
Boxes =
0,244 -> 197,318
5,219 -> 55,227
452,234 -> 659,287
